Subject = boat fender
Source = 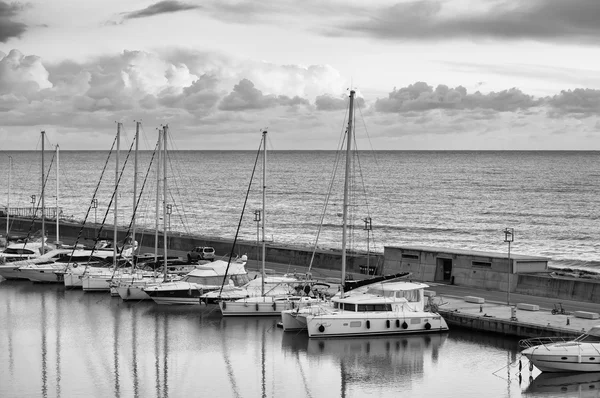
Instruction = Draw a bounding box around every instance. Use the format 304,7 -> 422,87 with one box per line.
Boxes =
529,362 -> 533,371
272,302 -> 277,311
256,303 -> 259,311
222,302 -> 227,309
424,322 -> 431,330
396,320 -> 400,328
402,321 -> 408,329
386,320 -> 390,328
318,324 -> 325,333
366,320 -> 371,329
518,360 -> 522,371
188,288 -> 192,296
292,302 -> 295,309
127,287 -> 130,297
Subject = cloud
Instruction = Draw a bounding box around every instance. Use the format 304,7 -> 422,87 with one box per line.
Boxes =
122,1 -> 200,20
374,82 -> 541,113
546,88 -> 600,118
0,1 -> 27,42
315,93 -> 365,111
219,78 -> 309,111
328,0 -> 600,44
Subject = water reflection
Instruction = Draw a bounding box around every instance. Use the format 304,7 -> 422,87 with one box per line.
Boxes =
526,372 -> 600,397
0,281 -> 535,398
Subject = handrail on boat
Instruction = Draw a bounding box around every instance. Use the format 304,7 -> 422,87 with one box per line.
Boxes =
518,336 -> 572,349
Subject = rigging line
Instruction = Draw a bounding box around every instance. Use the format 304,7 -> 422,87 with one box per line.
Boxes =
66,132 -> 118,268
117,133 -> 160,260
306,102 -> 350,272
165,148 -> 191,236
218,135 -> 264,297
165,132 -> 192,235
20,147 -> 57,248
356,102 -> 379,166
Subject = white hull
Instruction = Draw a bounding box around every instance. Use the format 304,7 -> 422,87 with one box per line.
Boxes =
148,296 -> 202,305
281,311 -> 308,331
82,274 -> 113,291
0,266 -> 28,280
18,268 -> 63,283
115,285 -> 152,301
220,297 -> 297,316
521,338 -> 600,372
305,312 -> 449,338
63,272 -> 83,288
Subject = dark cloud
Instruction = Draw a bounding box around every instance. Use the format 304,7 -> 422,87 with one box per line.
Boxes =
123,1 -> 200,20
375,82 -> 541,113
219,79 -> 308,111
0,1 -> 27,42
330,0 -> 600,44
546,88 -> 600,118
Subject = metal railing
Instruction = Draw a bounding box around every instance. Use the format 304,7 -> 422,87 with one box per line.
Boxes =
3,207 -> 62,219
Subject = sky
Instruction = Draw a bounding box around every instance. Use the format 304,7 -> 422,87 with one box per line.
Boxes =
1,0 -> 600,150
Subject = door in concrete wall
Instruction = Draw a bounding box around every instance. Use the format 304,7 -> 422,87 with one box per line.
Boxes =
435,258 -> 453,282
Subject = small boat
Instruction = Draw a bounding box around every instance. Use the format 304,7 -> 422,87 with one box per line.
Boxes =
0,244 -> 59,280
520,326 -> 600,372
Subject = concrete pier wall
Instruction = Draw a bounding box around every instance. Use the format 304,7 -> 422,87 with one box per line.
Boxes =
515,274 -> 600,303
0,217 -> 383,275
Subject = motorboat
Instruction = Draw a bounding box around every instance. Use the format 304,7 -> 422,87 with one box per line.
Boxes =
298,280 -> 448,338
0,241 -> 49,269
144,259 -> 249,305
520,326 -> 600,372
18,249 -> 113,283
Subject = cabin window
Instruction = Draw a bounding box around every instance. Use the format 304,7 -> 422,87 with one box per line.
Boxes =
357,304 -> 392,312
342,303 -> 356,311
410,318 -> 421,324
402,254 -> 419,260
395,290 -> 420,302
349,321 -> 361,327
472,261 -> 492,267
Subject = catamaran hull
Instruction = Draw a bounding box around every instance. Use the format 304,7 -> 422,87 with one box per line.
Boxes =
145,288 -> 218,305
305,313 -> 449,338
281,311 -> 308,331
63,272 -> 83,288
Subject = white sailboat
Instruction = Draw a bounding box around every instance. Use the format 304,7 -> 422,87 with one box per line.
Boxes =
215,131 -> 318,316
282,90 -> 449,337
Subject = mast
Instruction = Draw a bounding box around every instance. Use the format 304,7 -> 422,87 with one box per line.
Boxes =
41,131 -> 45,254
341,90 -> 355,286
55,144 -> 60,246
114,123 -> 121,269
154,129 -> 162,264
6,155 -> 11,238
132,121 -> 139,259
162,125 -> 168,280
261,130 -> 267,297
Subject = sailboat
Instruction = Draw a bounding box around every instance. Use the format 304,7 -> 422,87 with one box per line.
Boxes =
213,131 -> 318,315
282,90 -> 449,337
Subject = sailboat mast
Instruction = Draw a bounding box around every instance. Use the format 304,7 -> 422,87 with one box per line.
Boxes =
341,90 -> 355,286
6,156 -> 11,238
56,144 -> 60,246
114,123 -> 121,269
41,131 -> 45,254
132,121 -> 139,258
162,125 -> 168,280
261,130 -> 267,297
154,129 -> 162,263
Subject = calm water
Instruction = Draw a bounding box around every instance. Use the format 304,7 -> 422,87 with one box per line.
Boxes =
1,280 -> 582,398
1,149 -> 599,271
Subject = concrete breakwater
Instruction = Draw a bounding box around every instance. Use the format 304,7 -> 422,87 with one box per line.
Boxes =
1,217 -> 382,274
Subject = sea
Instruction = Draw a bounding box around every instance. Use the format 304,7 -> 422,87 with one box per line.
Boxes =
1,150 -> 599,397
1,149 -> 599,271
